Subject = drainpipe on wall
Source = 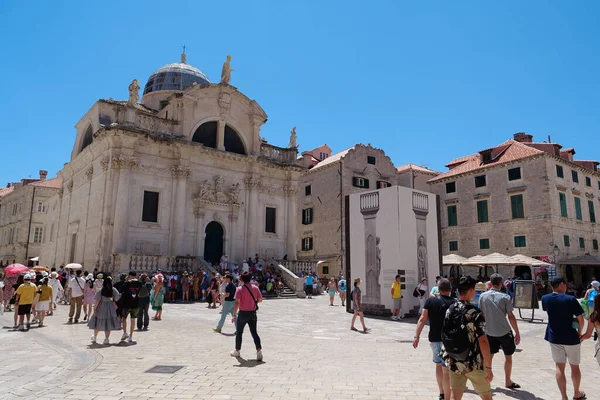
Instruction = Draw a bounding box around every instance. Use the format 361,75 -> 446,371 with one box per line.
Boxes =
24,187 -> 36,264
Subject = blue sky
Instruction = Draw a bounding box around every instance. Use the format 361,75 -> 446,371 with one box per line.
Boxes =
1,1 -> 599,184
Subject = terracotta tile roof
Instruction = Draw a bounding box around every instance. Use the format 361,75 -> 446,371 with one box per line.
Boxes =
431,140 -> 544,182
397,163 -> 440,175
310,147 -> 354,171
30,177 -> 62,189
0,186 -> 15,197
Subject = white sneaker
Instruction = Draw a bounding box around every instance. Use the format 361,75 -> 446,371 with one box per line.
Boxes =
103,338 -> 110,345
91,335 -> 97,344
256,350 -> 263,361
121,333 -> 129,341
391,316 -> 397,320
230,350 -> 240,357
127,337 -> 134,343
17,324 -> 24,331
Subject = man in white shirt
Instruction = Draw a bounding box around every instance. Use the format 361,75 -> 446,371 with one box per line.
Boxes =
67,270 -> 86,323
242,261 -> 250,273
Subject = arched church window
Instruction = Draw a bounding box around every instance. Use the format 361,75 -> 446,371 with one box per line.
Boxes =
192,121 -> 217,148
224,125 -> 246,155
80,125 -> 93,152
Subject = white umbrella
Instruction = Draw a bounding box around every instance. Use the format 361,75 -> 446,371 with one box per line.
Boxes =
64,263 -> 83,270
510,254 -> 552,267
29,256 -> 39,262
442,254 -> 468,265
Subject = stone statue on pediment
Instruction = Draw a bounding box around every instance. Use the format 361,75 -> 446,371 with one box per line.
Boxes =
288,126 -> 297,148
128,79 -> 140,105
221,55 -> 233,85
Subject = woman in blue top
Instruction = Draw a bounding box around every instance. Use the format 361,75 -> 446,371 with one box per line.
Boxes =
585,280 -> 599,311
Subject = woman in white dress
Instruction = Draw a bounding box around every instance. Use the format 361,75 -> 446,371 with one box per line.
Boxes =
48,272 -> 63,316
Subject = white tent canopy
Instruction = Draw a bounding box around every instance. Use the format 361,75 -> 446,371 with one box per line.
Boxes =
510,254 -> 552,267
442,254 -> 468,265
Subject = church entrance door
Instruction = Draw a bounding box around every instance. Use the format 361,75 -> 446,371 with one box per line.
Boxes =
204,221 -> 224,266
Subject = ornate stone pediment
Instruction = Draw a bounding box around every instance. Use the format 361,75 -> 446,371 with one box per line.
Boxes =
193,175 -> 242,210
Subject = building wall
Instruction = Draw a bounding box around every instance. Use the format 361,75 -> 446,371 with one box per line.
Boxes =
429,156 -> 554,258
545,157 -> 600,259
297,145 -> 398,275
398,170 -> 439,192
1,183 -> 58,265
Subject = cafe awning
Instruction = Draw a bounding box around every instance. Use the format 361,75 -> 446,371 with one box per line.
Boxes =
557,254 -> 600,266
510,254 -> 552,267
442,254 -> 468,265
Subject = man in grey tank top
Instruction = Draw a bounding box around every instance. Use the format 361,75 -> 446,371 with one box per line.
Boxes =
478,274 -> 521,390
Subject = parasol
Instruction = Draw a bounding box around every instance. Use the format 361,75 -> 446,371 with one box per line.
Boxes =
4,264 -> 29,276
32,266 -> 50,272
64,263 -> 83,270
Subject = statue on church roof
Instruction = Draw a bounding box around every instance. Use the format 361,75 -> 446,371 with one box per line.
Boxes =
128,79 -> 140,105
221,55 -> 233,85
288,126 -> 297,148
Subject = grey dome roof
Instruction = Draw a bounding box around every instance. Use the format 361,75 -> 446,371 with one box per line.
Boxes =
143,62 -> 210,95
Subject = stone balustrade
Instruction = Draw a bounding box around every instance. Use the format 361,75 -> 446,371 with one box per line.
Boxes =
279,259 -> 317,276
109,253 -> 210,274
259,143 -> 298,164
268,260 -> 306,297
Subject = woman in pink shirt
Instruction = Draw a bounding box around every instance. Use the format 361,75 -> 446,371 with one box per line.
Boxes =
231,272 -> 263,361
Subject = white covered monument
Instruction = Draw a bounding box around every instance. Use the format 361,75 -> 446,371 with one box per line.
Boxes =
347,186 -> 441,316
40,53 -> 303,272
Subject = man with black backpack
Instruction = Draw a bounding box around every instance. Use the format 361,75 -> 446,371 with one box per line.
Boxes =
413,278 -> 456,400
442,276 -> 493,400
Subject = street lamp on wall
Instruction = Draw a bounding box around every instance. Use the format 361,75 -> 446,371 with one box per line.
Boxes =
553,245 -> 560,258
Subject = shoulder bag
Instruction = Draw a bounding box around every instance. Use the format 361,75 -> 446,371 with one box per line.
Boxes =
243,285 -> 259,311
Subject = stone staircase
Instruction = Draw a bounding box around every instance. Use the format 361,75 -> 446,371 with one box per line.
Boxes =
264,283 -> 297,299
361,303 -> 392,317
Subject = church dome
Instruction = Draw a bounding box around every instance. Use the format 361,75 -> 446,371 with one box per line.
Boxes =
143,61 -> 210,95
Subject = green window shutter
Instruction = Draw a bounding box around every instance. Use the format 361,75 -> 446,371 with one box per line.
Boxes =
449,241 -> 458,251
556,165 -> 564,178
575,197 -> 582,221
479,238 -> 490,249
579,237 -> 585,249
589,200 -> 596,223
511,194 -> 524,219
564,235 -> 570,247
514,236 -> 527,248
593,239 -> 598,250
477,200 -> 489,223
447,205 -> 457,226
559,193 -> 568,217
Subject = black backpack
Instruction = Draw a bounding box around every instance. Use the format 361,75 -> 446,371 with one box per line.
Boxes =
441,302 -> 471,361
138,282 -> 151,298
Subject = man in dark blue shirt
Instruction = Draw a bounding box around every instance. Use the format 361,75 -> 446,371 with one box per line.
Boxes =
541,277 -> 587,400
214,274 -> 237,334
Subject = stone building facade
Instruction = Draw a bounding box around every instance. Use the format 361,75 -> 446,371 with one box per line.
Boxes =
397,163 -> 440,191
39,54 -> 303,272
0,171 -> 61,266
297,145 -> 398,275
428,133 -> 600,283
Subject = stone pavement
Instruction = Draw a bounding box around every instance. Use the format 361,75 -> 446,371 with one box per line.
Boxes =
1,296 -> 599,400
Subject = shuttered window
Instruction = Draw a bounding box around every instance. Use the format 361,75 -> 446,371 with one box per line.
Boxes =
510,194 -> 524,219
477,200 -> 489,223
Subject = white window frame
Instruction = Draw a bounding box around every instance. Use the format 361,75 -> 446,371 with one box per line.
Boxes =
33,227 -> 43,244
355,177 -> 365,188
37,201 -> 46,213
302,237 -> 313,251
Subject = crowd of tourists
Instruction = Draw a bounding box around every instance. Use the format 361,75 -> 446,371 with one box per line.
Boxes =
0,263 -> 266,360
411,275 -> 600,400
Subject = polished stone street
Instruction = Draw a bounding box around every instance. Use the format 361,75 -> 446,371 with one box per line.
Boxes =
1,295 -> 599,400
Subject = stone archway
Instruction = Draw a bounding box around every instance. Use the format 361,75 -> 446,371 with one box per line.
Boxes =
204,221 -> 224,266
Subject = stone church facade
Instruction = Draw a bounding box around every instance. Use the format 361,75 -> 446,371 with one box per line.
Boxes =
40,54 -> 302,271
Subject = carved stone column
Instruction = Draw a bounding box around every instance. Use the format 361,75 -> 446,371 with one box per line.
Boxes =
216,119 -> 226,151
413,192 -> 430,283
111,156 -> 139,254
244,177 -> 260,257
360,191 -> 380,305
171,165 -> 191,255
285,186 -> 298,260
194,206 -> 206,259
228,212 -> 238,262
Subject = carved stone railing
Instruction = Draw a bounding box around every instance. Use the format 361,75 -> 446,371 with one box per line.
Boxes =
279,259 -> 318,276
269,260 -> 306,297
259,143 -> 298,164
110,253 -> 213,274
